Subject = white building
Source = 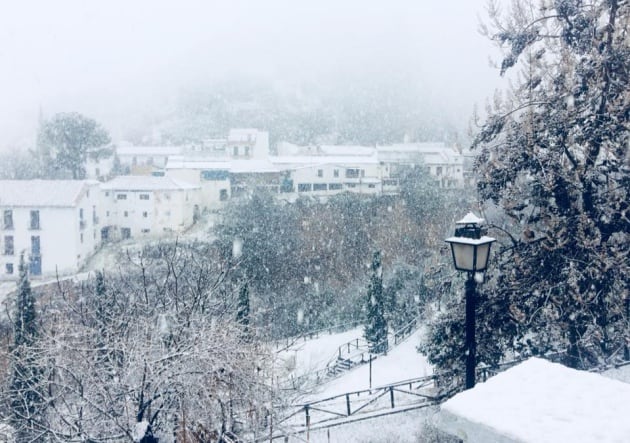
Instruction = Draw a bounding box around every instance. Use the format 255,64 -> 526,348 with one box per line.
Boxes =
0,180 -> 101,279
116,145 -> 185,175
165,157 -> 232,211
376,143 -> 465,188
100,176 -> 201,240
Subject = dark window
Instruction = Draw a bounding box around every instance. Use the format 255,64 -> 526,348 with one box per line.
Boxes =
124,211 -> 128,217
233,146 -> 238,156
345,169 -> 360,178
245,146 -> 250,157
30,210 -> 40,230
3,210 -> 13,230
5,263 -> 13,274
329,183 -> 343,190
201,170 -> 229,181
313,183 -> 327,191
298,183 -> 312,192
317,169 -> 323,178
141,229 -> 150,234
143,211 -> 148,218
117,194 -> 127,200
31,236 -> 40,254
436,166 -> 443,176
139,194 -> 150,200
79,208 -> 84,220
220,189 -> 229,201
333,169 -> 339,178
80,233 -> 84,243
92,206 -> 97,224
121,228 -> 131,239
4,235 -> 14,255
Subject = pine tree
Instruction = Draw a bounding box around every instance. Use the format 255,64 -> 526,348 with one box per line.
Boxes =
236,282 -> 251,339
10,254 -> 44,439
364,251 -> 388,354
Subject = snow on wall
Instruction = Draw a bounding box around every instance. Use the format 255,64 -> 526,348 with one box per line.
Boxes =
438,357 -> 630,443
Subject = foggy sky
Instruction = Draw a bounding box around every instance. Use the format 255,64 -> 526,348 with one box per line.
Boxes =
0,0 -> 502,149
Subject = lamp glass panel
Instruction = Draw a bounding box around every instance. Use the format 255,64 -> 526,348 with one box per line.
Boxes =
474,243 -> 491,271
451,243 -> 476,271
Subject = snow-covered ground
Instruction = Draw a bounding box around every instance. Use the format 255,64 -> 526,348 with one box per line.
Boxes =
272,326 -> 438,442
310,328 -> 432,400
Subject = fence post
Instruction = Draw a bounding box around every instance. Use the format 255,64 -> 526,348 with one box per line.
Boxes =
389,386 -> 395,408
304,404 -> 310,428
346,394 -> 351,416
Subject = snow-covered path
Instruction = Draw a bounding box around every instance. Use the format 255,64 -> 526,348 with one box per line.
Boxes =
309,327 -> 433,400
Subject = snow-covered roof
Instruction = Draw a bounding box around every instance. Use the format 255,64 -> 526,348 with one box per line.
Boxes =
377,142 -> 450,153
439,358 -> 630,443
230,159 -> 280,174
165,156 -> 231,170
116,146 -> 184,157
276,142 -> 375,157
0,180 -> 97,208
101,176 -> 199,191
270,155 -> 379,167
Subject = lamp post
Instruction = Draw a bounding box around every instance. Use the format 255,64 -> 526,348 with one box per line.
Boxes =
445,212 -> 495,390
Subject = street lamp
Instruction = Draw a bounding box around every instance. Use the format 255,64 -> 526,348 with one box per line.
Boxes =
445,212 -> 495,389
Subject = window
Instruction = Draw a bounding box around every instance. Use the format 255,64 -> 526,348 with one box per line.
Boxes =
245,146 -> 250,157
143,211 -> 148,218
345,169 -> 360,178
92,206 -> 97,224
31,236 -> 40,255
79,208 -> 84,220
141,229 -> 150,234
436,166 -> 443,176
139,194 -> 150,200
106,211 -> 110,217
233,146 -> 238,156
333,169 -> 339,178
80,233 -> 84,243
5,263 -> 13,274
329,183 -> 343,190
297,183 -> 312,192
313,183 -> 327,191
220,189 -> 229,201
165,211 -> 171,217
117,194 -> 127,200
3,210 -> 13,230
124,211 -> 128,217
121,228 -> 131,239
317,169 -> 323,178
105,191 -> 109,197
4,235 -> 14,255
30,210 -> 40,230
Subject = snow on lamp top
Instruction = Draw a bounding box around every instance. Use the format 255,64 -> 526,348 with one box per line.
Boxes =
455,212 -> 485,226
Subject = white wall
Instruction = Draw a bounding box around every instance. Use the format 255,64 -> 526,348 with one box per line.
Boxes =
101,187 -> 200,239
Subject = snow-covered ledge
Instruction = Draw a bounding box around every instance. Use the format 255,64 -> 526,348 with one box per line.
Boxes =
436,357 -> 630,442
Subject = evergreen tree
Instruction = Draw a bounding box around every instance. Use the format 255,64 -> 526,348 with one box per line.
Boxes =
10,254 -> 44,439
36,112 -> 111,179
364,251 -> 388,354
470,0 -> 630,368
236,281 -> 251,338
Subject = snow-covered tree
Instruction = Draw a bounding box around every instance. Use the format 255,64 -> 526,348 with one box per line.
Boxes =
5,242 -> 272,441
473,0 -> 630,368
37,112 -> 111,179
9,254 -> 46,440
364,251 -> 388,354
